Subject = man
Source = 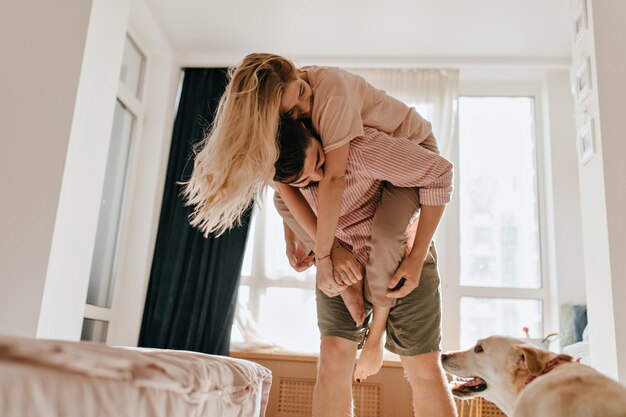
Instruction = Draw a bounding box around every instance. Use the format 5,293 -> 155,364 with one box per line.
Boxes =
272,119 -> 456,417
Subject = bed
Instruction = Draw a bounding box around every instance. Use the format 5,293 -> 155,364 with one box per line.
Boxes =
0,335 -> 271,417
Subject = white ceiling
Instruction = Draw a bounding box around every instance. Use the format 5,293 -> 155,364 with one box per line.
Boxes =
146,0 -> 572,67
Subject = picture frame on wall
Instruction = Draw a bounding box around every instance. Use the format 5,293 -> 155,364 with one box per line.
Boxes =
578,118 -> 595,165
574,57 -> 592,103
573,0 -> 588,44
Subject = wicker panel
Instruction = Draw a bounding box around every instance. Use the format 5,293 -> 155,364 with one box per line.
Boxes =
277,378 -> 314,416
455,397 -> 508,417
353,382 -> 381,417
276,378 -> 381,417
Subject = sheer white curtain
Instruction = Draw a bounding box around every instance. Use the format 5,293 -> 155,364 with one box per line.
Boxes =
348,68 -> 459,158
231,68 -> 459,353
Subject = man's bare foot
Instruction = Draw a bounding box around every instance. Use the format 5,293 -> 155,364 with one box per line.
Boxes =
340,284 -> 365,326
354,336 -> 384,382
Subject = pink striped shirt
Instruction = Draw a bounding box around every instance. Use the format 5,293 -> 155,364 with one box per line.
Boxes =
300,127 -> 453,266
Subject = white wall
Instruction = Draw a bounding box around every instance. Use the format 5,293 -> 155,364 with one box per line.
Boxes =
541,71 -> 586,311
576,0 -> 626,382
0,0 -> 131,339
0,1 -> 94,337
593,3 -> 626,382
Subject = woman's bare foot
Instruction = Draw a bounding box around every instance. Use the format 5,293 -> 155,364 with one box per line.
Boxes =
354,336 -> 384,382
340,283 -> 365,326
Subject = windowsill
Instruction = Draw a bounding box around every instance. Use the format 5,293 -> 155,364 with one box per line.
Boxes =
230,347 -> 404,368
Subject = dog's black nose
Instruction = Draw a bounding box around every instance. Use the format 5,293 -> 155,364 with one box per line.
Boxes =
441,353 -> 449,361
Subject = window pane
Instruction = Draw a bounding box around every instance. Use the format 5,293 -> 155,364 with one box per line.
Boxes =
81,318 -> 109,343
459,297 -> 542,350
235,190 -> 318,353
262,190 -> 315,282
238,286 -> 250,305
87,100 -> 134,307
230,286 -> 250,345
119,36 -> 145,98
459,97 -> 541,288
257,288 -> 319,353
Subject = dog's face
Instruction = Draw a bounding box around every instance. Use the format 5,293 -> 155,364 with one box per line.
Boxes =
441,335 -> 551,400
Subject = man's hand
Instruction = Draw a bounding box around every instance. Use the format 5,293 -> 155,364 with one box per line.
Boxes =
316,256 -> 347,297
330,242 -> 363,285
386,253 -> 424,299
286,238 -> 314,272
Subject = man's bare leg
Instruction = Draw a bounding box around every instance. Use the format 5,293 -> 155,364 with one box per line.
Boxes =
313,336 -> 359,417
340,281 -> 365,327
353,304 -> 389,382
401,352 -> 457,417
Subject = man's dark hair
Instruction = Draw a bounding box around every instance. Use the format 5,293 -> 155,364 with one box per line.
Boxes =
274,118 -> 316,184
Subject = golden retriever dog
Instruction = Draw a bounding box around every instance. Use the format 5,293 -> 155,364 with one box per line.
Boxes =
441,336 -> 626,417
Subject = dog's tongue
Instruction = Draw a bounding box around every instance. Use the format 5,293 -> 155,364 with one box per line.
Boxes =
451,377 -> 487,394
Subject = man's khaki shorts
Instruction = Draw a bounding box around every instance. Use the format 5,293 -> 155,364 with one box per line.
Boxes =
316,243 -> 442,356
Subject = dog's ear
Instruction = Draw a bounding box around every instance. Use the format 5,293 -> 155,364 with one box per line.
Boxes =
515,345 -> 548,376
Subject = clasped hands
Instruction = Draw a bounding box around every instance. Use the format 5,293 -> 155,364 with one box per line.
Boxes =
287,238 -> 426,299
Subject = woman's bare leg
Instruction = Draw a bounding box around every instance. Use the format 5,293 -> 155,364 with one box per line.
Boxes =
354,304 -> 390,382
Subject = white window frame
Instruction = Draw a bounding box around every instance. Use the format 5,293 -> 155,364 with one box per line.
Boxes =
83,32 -> 147,343
439,80 -> 555,351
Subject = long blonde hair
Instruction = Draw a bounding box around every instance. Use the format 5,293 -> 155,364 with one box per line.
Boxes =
183,53 -> 297,236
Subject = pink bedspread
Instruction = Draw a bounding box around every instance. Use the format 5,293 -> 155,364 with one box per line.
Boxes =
0,336 -> 271,417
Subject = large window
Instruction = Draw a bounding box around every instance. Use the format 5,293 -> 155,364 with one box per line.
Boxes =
456,96 -> 545,349
232,90 -> 548,353
234,189 -> 319,352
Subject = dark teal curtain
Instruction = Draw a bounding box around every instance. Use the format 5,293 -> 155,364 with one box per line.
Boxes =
139,68 -> 252,355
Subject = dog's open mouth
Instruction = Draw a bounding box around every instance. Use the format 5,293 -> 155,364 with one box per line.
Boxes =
450,377 -> 488,396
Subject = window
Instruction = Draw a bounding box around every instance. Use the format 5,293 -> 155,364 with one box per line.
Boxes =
455,96 -> 545,349
233,93 -> 548,353
235,189 -> 319,353
460,297 -> 542,350
82,35 -> 146,342
87,100 -> 135,308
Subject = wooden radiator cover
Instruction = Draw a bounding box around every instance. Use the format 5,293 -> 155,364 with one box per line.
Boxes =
231,351 -> 507,417
231,351 -> 410,417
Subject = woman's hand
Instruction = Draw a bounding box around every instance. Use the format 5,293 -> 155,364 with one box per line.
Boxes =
286,238 -> 314,272
316,241 -> 363,297
316,256 -> 346,297
330,241 -> 363,285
